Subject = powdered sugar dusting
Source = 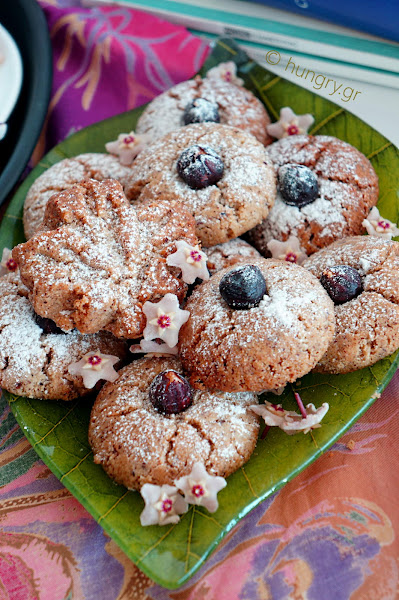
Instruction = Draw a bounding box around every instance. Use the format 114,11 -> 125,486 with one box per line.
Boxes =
0,272 -> 125,399
251,134 -> 378,256
205,238 -> 261,274
24,153 -> 132,239
16,180 -> 197,338
136,76 -> 269,145
89,357 -> 260,488
179,258 -> 335,391
126,122 -> 276,247
303,236 -> 393,278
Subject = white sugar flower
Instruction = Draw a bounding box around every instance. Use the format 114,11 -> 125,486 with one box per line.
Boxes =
206,61 -> 244,86
67,351 -> 120,388
142,294 -> 189,348
266,107 -> 314,140
267,236 -> 307,265
166,240 -> 210,284
140,483 -> 188,526
129,340 -> 178,356
105,131 -> 147,165
0,248 -> 18,276
363,206 -> 399,240
251,400 -> 329,435
175,462 -> 226,513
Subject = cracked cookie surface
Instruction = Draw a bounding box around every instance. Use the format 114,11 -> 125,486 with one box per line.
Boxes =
0,272 -> 127,400
136,75 -> 272,145
248,135 -> 379,256
125,122 -> 276,247
14,179 -> 198,338
88,356 -> 260,490
23,153 -> 132,240
179,257 -> 336,392
304,236 -> 399,373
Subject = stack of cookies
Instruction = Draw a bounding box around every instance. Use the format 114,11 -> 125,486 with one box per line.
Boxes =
2,62 -> 399,524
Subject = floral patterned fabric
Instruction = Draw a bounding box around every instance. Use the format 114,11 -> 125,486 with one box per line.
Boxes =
32,0 -> 209,160
1,1 -> 398,598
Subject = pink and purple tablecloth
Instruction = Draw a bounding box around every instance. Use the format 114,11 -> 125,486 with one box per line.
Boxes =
1,2 -> 398,598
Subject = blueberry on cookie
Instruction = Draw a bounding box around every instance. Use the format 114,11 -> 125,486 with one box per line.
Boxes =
179,257 -> 335,392
125,123 -> 276,247
304,235 -> 399,373
88,356 -> 260,489
249,135 -> 379,256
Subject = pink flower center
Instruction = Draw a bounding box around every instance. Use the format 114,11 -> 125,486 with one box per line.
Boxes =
161,498 -> 173,513
272,404 -> 285,412
190,250 -> 202,263
191,484 -> 205,498
157,315 -> 171,329
285,252 -> 297,263
123,135 -> 136,145
88,355 -> 102,366
6,258 -> 17,271
377,220 -> 390,230
287,124 -> 299,135
224,70 -> 232,82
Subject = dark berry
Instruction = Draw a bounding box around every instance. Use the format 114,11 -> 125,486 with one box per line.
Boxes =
278,164 -> 319,208
149,370 -> 193,415
320,265 -> 363,304
34,313 -> 66,334
219,265 -> 267,310
183,98 -> 220,126
177,145 -> 224,189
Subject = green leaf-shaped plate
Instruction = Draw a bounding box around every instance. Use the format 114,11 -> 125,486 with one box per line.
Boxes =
2,39 -> 399,589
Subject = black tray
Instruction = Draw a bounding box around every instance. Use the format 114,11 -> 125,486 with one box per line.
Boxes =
0,0 -> 52,205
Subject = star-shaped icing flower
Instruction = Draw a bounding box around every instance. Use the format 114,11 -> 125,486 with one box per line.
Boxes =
0,123 -> 7,141
0,248 -> 18,276
251,400 -> 329,435
166,240 -> 210,284
129,339 -> 178,356
267,236 -> 307,265
362,206 -> 399,240
266,107 -> 314,140
105,131 -> 147,165
206,61 -> 244,86
174,462 -> 226,513
142,293 -> 190,348
140,483 -> 188,526
67,351 -> 120,388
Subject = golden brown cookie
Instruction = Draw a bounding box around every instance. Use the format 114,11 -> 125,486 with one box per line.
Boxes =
303,236 -> 399,373
179,257 -> 336,392
125,122 -> 276,247
14,179 -> 198,338
23,153 -> 132,240
0,272 -> 127,400
136,75 -> 272,145
205,238 -> 262,275
249,135 -> 378,256
88,356 -> 260,490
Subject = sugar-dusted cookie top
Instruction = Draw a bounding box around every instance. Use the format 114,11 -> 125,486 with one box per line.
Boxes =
23,153 -> 132,240
136,75 -> 272,146
179,257 -> 335,392
125,122 -> 276,247
14,179 -> 198,338
205,238 -> 262,275
304,235 -> 399,373
89,356 -> 260,490
249,135 -> 378,256
0,272 -> 127,400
